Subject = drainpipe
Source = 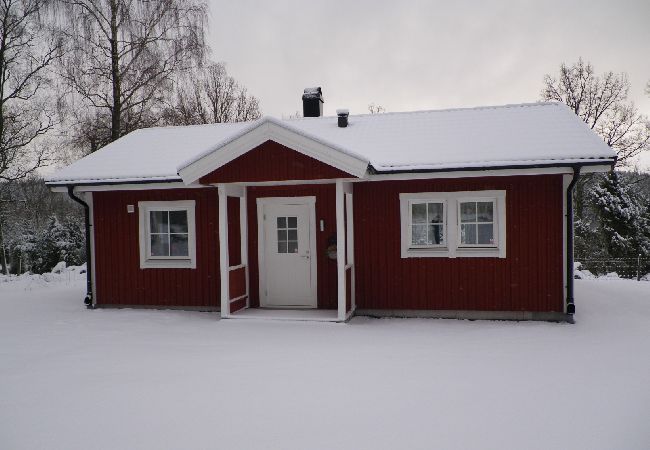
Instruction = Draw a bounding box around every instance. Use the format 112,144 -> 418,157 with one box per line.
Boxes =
565,166 -> 581,315
67,186 -> 94,308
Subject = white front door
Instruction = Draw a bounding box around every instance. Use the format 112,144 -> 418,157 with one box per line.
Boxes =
258,198 -> 317,308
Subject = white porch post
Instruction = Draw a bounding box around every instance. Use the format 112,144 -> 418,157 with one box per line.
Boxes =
240,188 -> 249,308
218,184 -> 230,318
336,180 -> 353,321
345,191 -> 355,312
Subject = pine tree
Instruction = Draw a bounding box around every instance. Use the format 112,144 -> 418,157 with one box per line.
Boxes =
590,172 -> 650,260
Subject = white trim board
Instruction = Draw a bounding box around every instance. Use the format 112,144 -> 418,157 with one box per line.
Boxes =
178,121 -> 370,184
49,164 -> 612,192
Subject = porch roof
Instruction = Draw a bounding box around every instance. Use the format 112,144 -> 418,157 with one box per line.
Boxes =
45,102 -> 616,186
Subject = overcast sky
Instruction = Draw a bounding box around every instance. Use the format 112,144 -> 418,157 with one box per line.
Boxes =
206,0 -> 650,169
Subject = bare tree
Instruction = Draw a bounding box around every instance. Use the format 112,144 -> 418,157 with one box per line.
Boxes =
163,62 -> 261,126
542,58 -> 650,165
0,0 -> 59,181
53,0 -> 208,152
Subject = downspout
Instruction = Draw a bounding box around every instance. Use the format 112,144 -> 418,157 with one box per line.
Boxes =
67,186 -> 94,308
565,166 -> 581,315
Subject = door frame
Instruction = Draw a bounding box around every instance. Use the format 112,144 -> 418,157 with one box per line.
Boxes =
256,196 -> 318,308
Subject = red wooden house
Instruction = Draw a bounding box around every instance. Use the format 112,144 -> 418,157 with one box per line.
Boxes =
47,88 -> 616,322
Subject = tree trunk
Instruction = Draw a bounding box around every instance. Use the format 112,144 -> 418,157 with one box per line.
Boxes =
109,0 -> 121,142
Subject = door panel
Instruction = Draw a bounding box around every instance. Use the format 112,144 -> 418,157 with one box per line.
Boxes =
260,201 -> 316,307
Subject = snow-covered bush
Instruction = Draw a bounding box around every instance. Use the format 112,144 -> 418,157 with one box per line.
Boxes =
16,216 -> 85,274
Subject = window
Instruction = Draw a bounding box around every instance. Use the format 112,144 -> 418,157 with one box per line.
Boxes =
458,200 -> 496,247
400,191 -> 506,258
277,216 -> 298,253
409,201 -> 446,247
138,201 -> 196,268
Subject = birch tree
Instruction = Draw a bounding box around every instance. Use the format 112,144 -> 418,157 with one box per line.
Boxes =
162,62 -> 261,126
0,0 -> 59,181
542,58 -> 650,165
54,0 -> 208,151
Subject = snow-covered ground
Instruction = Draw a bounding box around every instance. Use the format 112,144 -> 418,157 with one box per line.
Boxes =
1,277 -> 649,450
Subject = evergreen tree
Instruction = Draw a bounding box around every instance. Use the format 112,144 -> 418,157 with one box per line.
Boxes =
21,216 -> 85,273
590,172 -> 650,260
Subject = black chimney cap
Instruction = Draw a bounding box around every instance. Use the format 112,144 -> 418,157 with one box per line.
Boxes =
337,109 -> 349,128
302,87 -> 323,100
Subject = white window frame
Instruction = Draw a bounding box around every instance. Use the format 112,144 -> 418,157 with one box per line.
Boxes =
400,190 -> 506,258
406,198 -> 448,250
457,197 -> 498,249
138,200 -> 197,269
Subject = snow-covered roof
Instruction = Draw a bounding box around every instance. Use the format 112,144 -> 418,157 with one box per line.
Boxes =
46,102 -> 616,185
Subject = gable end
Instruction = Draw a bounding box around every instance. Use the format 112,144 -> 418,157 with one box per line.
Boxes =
199,140 -> 354,184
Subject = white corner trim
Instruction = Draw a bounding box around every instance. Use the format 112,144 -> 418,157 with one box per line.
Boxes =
399,190 -> 506,259
138,200 -> 197,269
562,174 -> 571,311
177,121 -> 369,184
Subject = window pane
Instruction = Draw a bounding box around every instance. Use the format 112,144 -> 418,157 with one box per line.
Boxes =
287,241 -> 298,253
428,203 -> 443,223
411,203 -> 427,223
477,202 -> 494,222
150,234 -> 170,256
429,224 -> 444,245
150,211 -> 168,233
170,234 -> 189,256
169,210 -> 188,233
277,229 -> 287,242
277,241 -> 287,253
287,229 -> 297,241
460,202 -> 476,223
277,217 -> 286,228
287,216 -> 297,228
477,224 -> 494,245
411,224 -> 428,245
460,224 -> 477,245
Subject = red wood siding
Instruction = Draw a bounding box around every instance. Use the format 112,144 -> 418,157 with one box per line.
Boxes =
90,175 -> 564,313
92,188 -> 219,308
199,140 -> 353,184
353,175 -> 565,312
246,184 -> 338,309
227,196 -> 241,266
346,267 -> 352,312
229,266 -> 246,300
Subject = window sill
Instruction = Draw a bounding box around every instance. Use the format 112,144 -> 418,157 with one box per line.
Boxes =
455,247 -> 504,258
402,247 -> 451,258
140,258 -> 196,269
401,247 -> 506,259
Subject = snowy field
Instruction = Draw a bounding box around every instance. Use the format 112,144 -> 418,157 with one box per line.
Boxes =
1,276 -> 649,450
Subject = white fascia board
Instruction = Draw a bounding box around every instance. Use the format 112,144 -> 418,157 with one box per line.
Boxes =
371,158 -> 615,173
177,120 -> 369,184
365,164 -> 613,181
49,182 -> 206,193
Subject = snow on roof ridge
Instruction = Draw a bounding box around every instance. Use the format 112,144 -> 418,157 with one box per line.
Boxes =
284,101 -> 564,121
129,119 -> 254,133
175,116 -> 371,173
